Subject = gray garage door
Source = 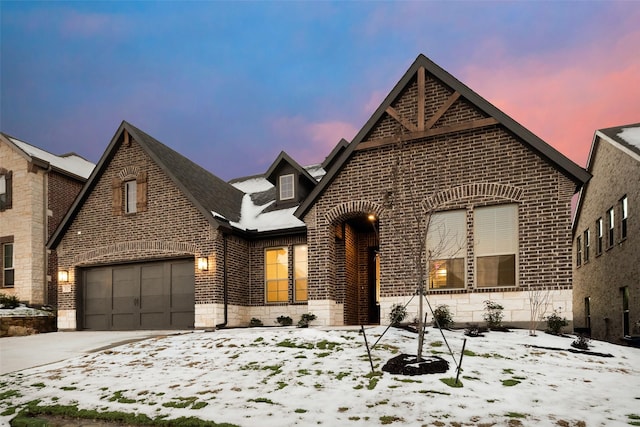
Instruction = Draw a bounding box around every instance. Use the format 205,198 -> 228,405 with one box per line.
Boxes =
82,259 -> 194,330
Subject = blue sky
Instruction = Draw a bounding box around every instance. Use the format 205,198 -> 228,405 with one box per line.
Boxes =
1,1 -> 638,180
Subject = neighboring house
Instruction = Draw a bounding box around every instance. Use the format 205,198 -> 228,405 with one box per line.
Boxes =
0,133 -> 94,307
48,54 -> 589,331
572,123 -> 640,344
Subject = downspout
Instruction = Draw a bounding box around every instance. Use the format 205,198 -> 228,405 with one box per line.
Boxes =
215,232 -> 228,329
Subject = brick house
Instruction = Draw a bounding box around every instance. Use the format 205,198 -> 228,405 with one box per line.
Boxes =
0,133 -> 94,306
572,123 -> 640,344
48,54 -> 589,330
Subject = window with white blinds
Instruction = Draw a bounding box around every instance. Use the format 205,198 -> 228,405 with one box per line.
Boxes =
426,210 -> 466,289
474,204 -> 518,287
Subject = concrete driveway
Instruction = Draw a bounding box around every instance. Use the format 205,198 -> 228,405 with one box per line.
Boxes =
0,330 -> 184,375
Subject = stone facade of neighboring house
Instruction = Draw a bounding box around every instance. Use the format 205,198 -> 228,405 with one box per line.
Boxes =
0,133 -> 94,306
572,123 -> 640,344
48,54 -> 589,331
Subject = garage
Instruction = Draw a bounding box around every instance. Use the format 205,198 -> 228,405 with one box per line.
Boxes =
81,259 -> 195,330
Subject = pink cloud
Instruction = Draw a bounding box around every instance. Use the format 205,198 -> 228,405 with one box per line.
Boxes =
459,16 -> 640,167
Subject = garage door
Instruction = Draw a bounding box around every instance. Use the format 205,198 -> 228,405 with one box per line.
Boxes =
82,259 -> 194,330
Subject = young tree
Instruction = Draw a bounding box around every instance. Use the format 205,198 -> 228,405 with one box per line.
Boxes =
527,285 -> 552,336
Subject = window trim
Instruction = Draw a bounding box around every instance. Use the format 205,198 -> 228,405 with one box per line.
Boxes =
0,170 -> 12,211
265,246 -> 289,303
607,207 -> 615,248
2,241 -> 15,288
576,235 -> 582,266
596,218 -> 603,256
583,229 -> 590,263
279,174 -> 295,201
293,244 -> 308,302
124,180 -> 137,214
620,196 -> 628,240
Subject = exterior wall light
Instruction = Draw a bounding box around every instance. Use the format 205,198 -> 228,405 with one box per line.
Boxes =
367,213 -> 376,222
58,269 -> 69,283
197,257 -> 208,271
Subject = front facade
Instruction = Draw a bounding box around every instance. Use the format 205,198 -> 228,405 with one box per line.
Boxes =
49,55 -> 589,330
0,133 -> 94,306
572,123 -> 640,344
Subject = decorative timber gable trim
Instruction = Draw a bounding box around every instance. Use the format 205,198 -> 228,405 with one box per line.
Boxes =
295,54 -> 590,219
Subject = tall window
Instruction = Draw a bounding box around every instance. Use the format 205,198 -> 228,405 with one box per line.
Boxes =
0,171 -> 12,211
265,247 -> 288,303
427,210 -> 466,289
584,297 -> 591,330
607,207 -> 615,248
622,287 -> 630,336
576,235 -> 582,266
2,243 -> 14,288
621,196 -> 628,239
474,204 -> 518,287
294,245 -> 308,302
125,180 -> 137,214
583,229 -> 590,263
596,218 -> 603,255
279,174 -> 294,201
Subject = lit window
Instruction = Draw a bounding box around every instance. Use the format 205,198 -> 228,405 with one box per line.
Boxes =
279,174 -> 294,201
2,243 -> 14,288
607,207 -> 615,247
294,245 -> 308,302
125,180 -> 137,214
596,218 -> 603,255
265,247 -> 288,302
621,196 -> 628,239
427,210 -> 466,289
583,229 -> 590,263
474,204 -> 518,287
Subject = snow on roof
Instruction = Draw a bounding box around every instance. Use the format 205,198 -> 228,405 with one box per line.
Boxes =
617,126 -> 640,151
9,136 -> 95,179
230,176 -> 274,193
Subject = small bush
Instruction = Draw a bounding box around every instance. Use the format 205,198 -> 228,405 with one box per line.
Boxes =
298,313 -> 316,328
545,310 -> 568,335
432,305 -> 453,329
389,304 -> 407,325
276,315 -> 293,327
571,334 -> 590,350
483,300 -> 504,329
249,318 -> 263,327
0,293 -> 20,309
464,323 -> 486,337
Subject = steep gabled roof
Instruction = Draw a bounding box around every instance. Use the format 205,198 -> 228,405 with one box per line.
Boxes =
321,138 -> 349,172
265,151 -> 317,187
0,132 -> 94,180
572,122 -> 640,231
48,121 -> 244,248
296,54 -> 591,218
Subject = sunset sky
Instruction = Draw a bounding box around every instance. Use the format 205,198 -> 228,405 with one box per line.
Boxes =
1,1 -> 638,180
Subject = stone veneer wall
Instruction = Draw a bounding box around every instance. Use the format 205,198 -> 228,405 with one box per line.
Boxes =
573,136 -> 640,343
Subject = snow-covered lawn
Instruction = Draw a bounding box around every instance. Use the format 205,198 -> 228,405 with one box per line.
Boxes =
1,326 -> 639,426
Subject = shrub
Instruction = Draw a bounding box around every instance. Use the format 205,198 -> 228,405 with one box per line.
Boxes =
483,300 -> 504,329
545,310 -> 569,335
249,318 -> 263,327
276,315 -> 293,327
389,303 -> 407,326
571,334 -> 590,350
298,313 -> 316,328
0,293 -> 20,309
432,305 -> 453,329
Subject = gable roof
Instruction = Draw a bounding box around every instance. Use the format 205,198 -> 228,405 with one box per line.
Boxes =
265,151 -> 317,187
296,54 -> 591,218
0,132 -> 94,180
572,122 -> 640,231
48,121 -> 244,248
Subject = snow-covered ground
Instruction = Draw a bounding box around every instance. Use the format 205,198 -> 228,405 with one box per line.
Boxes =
1,326 -> 639,426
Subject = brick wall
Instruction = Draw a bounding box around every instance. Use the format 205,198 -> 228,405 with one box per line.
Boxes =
573,136 -> 640,343
304,70 -> 577,325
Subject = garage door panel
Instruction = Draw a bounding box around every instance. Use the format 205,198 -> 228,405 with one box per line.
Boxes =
82,259 -> 195,331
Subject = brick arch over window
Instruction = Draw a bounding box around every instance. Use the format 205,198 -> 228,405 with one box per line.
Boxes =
325,200 -> 385,224
112,166 -> 148,215
422,183 -> 524,211
72,240 -> 198,265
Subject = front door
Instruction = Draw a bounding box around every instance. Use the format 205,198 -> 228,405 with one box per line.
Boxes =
368,247 -> 380,324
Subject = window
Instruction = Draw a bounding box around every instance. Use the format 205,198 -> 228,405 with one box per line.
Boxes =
2,243 -> 14,288
279,174 -> 294,201
596,218 -> 603,255
622,287 -> 630,336
474,204 -> 518,287
265,247 -> 288,303
607,207 -> 615,248
621,196 -> 628,240
583,229 -> 590,263
427,210 -> 466,289
576,235 -> 582,266
294,245 -> 308,302
125,180 -> 137,214
584,297 -> 591,330
0,170 -> 12,211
